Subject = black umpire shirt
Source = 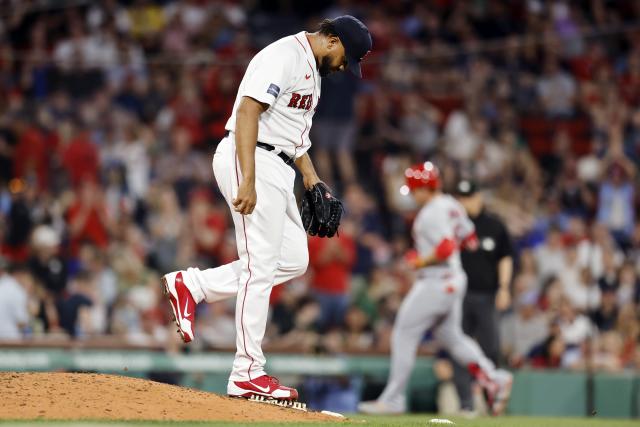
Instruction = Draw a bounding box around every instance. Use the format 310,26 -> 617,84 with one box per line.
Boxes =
461,209 -> 514,294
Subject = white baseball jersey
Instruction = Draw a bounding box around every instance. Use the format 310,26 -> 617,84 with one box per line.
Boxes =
413,194 -> 475,276
225,31 -> 321,159
180,32 -> 321,384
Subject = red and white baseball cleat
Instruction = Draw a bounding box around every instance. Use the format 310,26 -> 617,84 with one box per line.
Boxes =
486,369 -> 513,416
227,375 -> 299,401
162,271 -> 196,343
469,364 -> 513,416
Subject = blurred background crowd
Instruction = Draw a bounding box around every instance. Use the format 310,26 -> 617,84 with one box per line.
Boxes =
0,0 -> 639,377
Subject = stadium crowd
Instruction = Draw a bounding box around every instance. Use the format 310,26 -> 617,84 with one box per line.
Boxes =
0,0 -> 639,374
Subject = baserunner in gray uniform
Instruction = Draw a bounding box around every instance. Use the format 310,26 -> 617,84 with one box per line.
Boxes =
358,162 -> 513,416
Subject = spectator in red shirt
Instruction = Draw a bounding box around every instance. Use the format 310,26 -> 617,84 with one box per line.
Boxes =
66,180 -> 111,256
12,117 -> 49,190
204,66 -> 238,142
171,78 -> 205,148
308,224 -> 357,331
59,121 -> 99,188
188,189 -> 227,265
529,322 -> 566,369
618,50 -> 640,106
529,334 -> 566,369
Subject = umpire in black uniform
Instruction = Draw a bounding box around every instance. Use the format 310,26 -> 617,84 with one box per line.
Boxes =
453,179 -> 514,413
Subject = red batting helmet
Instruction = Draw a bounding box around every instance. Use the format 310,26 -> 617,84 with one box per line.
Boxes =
404,162 -> 441,191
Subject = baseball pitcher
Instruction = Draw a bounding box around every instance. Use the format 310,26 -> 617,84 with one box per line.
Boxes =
161,16 -> 371,402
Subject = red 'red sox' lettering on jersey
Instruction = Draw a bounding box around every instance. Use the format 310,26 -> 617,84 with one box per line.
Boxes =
287,93 -> 313,110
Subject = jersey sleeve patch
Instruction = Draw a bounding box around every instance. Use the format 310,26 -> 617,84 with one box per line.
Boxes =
267,83 -> 281,98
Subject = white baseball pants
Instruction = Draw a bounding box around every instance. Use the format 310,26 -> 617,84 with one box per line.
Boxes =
377,271 -> 497,411
181,134 -> 308,382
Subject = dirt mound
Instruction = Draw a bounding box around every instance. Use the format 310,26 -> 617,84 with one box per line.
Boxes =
0,372 -> 339,423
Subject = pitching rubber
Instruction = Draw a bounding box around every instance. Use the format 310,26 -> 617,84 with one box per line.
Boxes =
245,395 -> 307,411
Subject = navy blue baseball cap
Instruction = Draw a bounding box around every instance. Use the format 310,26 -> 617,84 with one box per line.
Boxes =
332,15 -> 372,78
455,179 -> 478,197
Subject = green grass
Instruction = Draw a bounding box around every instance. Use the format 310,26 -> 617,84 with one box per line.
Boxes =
1,414 -> 639,427
355,414 -> 639,426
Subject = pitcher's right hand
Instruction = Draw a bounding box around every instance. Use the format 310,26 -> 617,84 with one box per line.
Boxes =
233,181 -> 257,215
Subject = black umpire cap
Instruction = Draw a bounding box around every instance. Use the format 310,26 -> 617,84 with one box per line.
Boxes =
332,15 -> 372,78
455,179 -> 478,197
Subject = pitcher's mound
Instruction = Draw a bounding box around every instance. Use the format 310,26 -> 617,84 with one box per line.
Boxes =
0,372 -> 339,422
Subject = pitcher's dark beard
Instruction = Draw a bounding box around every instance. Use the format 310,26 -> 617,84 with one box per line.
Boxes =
318,56 -> 333,77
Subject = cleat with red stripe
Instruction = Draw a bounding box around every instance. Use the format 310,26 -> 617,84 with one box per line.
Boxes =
486,369 -> 513,416
162,271 -> 196,343
227,375 -> 298,401
469,364 -> 513,416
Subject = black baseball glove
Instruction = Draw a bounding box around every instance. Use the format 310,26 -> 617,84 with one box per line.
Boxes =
301,182 -> 343,238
